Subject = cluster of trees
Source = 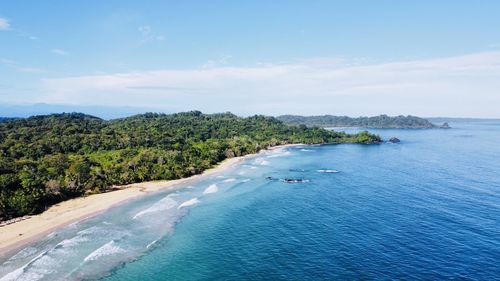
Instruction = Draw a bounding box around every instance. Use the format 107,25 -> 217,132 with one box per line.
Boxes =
0,111 -> 380,220
277,114 -> 438,128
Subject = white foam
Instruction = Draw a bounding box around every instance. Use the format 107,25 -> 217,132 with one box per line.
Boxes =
46,232 -> 58,239
7,237 -> 87,280
132,196 -> 177,219
22,255 -> 56,278
0,267 -> 44,281
0,263 -> 31,280
300,149 -> 314,152
266,150 -> 291,158
317,169 -> 339,173
223,178 -> 236,183
77,226 -> 100,236
146,239 -> 159,249
253,155 -> 274,166
177,198 -> 200,209
253,158 -> 267,165
203,184 -> 219,194
242,179 -> 251,182
0,247 -> 53,281
56,234 -> 89,248
253,158 -> 270,166
84,240 -> 125,262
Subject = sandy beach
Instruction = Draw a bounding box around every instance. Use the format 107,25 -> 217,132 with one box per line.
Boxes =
0,155 -> 246,256
0,144 -> 300,256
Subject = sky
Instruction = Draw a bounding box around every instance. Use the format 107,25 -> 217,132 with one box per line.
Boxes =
1,0 -> 500,118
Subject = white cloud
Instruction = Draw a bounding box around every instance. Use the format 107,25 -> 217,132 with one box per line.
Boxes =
0,17 -> 39,39
138,25 -> 151,36
0,17 -> 10,30
202,55 -> 233,69
1,58 -> 45,73
15,30 -> 39,40
39,52 -> 500,118
51,49 -> 70,56
138,25 -> 165,42
17,67 -> 45,73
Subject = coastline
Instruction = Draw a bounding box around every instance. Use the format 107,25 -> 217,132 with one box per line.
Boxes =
0,144 -> 300,256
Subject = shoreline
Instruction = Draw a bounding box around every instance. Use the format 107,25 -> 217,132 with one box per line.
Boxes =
0,144 -> 301,256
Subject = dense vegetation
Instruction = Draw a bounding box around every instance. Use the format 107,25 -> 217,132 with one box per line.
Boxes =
0,117 -> 15,123
277,114 -> 439,128
0,111 -> 380,220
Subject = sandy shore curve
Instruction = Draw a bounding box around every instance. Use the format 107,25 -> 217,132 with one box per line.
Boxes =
0,144 -> 301,257
0,156 -> 244,256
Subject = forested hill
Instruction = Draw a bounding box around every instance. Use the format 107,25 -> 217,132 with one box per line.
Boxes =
0,117 -> 15,123
0,111 -> 380,220
277,114 -> 445,128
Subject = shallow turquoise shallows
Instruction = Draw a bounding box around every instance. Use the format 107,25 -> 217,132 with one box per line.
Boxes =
1,121 -> 499,280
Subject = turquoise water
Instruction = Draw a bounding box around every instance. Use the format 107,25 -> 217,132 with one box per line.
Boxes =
1,121 -> 499,280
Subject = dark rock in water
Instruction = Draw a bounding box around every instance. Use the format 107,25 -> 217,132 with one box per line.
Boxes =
440,122 -> 450,129
267,176 -> 309,183
388,137 -> 400,143
282,178 -> 307,183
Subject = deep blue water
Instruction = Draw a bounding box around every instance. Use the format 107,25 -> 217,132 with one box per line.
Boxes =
1,121 -> 499,280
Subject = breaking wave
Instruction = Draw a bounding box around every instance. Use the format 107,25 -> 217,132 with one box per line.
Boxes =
177,198 -> 200,209
266,149 -> 291,158
253,158 -> 270,166
0,248 -> 52,281
84,240 -> 125,262
146,239 -> 159,249
203,184 -> 219,194
132,195 -> 177,220
56,234 -> 90,248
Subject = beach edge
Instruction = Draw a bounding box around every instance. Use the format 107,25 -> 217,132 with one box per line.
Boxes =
0,144 -> 301,256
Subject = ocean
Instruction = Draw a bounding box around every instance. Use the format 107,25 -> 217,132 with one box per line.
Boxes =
1,120 -> 499,280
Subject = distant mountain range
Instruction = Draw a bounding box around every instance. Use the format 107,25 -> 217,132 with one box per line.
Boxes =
0,117 -> 15,123
277,114 -> 449,129
1,113 -> 451,128
0,103 -> 158,119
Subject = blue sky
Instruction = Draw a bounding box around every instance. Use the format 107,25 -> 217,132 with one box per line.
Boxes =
1,0 -> 500,118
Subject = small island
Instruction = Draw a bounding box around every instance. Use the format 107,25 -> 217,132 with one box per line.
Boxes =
277,114 -> 450,129
0,111 -> 381,221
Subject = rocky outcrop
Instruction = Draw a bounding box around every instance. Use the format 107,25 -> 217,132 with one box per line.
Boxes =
440,122 -> 450,129
388,137 -> 400,143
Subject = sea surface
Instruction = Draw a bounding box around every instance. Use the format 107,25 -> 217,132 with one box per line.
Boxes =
1,121 -> 499,280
